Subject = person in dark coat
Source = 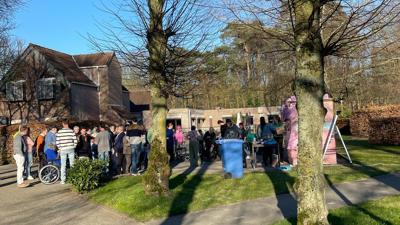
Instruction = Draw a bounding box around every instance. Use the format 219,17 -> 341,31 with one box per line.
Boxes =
76,128 -> 92,159
112,126 -> 125,175
223,119 -> 241,139
166,123 -> 175,162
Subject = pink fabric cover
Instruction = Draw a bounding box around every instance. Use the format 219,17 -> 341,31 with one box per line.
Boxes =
322,94 -> 337,164
282,96 -> 298,166
174,126 -> 185,145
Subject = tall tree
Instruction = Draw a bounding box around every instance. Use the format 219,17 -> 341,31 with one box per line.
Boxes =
292,1 -> 328,223
221,0 -> 400,224
89,0 -> 210,196
0,0 -> 23,79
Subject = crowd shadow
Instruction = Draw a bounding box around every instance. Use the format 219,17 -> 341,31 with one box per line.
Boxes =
160,163 -> 210,225
264,168 -> 297,221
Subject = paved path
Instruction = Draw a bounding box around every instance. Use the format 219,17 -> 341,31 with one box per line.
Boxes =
0,164 -> 142,225
147,173 -> 400,225
1,163 -> 399,225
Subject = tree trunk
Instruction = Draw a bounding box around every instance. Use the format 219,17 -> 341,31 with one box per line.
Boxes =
293,0 -> 329,224
244,44 -> 251,81
142,0 -> 171,196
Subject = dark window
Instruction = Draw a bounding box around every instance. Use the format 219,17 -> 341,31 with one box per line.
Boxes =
37,78 -> 56,100
6,80 -> 25,102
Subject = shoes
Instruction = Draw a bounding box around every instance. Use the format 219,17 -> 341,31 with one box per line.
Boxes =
138,169 -> 145,174
131,173 -> 139,176
27,176 -> 34,180
17,182 -> 29,188
60,181 -> 65,184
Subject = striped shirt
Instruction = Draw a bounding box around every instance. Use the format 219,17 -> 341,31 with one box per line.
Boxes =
56,128 -> 77,151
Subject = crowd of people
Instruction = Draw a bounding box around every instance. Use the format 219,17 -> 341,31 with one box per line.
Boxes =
12,119 -> 150,188
12,103 -> 297,188
165,115 -> 287,170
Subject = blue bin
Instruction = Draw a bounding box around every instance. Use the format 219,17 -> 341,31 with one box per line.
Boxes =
218,139 -> 244,178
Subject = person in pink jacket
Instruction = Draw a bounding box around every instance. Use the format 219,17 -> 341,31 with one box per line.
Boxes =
282,96 -> 298,166
174,125 -> 185,146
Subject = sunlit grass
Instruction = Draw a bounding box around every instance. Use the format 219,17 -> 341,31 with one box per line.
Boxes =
89,137 -> 400,221
272,195 -> 400,225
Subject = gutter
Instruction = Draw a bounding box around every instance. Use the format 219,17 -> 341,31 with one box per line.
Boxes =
70,81 -> 98,88
78,65 -> 108,69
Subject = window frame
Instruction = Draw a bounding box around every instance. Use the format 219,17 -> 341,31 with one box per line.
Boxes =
36,77 -> 56,100
5,80 -> 26,102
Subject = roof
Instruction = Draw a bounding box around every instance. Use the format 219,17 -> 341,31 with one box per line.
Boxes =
73,52 -> 115,67
129,90 -> 151,105
122,85 -> 129,92
110,105 -> 136,119
29,44 -> 95,85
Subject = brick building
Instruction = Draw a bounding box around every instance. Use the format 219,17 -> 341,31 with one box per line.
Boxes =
161,106 -> 281,132
0,43 -> 133,124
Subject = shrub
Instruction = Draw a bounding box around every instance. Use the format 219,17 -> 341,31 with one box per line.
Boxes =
67,158 -> 107,193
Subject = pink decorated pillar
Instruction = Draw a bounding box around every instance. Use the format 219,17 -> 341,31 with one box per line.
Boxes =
322,94 -> 337,164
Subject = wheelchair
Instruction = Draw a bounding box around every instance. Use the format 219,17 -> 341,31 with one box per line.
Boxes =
39,149 -> 61,185
175,142 -> 189,162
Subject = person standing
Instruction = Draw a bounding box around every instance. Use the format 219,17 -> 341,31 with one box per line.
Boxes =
90,127 -> 99,159
203,128 -> 213,161
187,126 -> 200,168
122,133 -> 132,174
112,125 -> 125,175
198,130 -> 205,164
76,128 -> 92,159
217,120 -> 227,139
283,96 -> 298,167
23,129 -> 35,180
166,123 -> 175,162
35,128 -> 47,168
126,121 -> 145,176
13,126 -> 29,188
44,126 -> 57,154
56,119 -> 77,184
73,126 -> 80,139
257,117 -> 278,167
238,122 -> 247,140
174,125 -> 185,146
223,119 -> 241,139
95,125 -> 112,171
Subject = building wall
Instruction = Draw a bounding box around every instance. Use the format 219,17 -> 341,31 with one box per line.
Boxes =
108,57 -> 123,106
70,83 -> 100,121
79,57 -> 124,120
0,48 -> 72,124
79,66 -> 104,120
122,91 -> 130,110
165,106 -> 281,132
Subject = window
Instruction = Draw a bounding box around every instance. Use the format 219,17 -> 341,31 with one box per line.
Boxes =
37,78 -> 56,100
6,80 -> 25,102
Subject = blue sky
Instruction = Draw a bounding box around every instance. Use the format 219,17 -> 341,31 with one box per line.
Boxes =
12,0 -> 103,54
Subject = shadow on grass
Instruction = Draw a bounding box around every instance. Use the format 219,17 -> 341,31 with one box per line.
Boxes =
345,138 -> 400,156
160,162 -> 211,225
325,174 -> 394,225
264,168 -> 297,222
341,158 -> 400,192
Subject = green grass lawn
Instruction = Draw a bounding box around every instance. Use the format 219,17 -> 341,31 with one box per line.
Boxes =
89,137 -> 400,222
272,195 -> 400,225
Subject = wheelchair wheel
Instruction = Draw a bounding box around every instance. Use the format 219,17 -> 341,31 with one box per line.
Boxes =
39,165 -> 60,185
